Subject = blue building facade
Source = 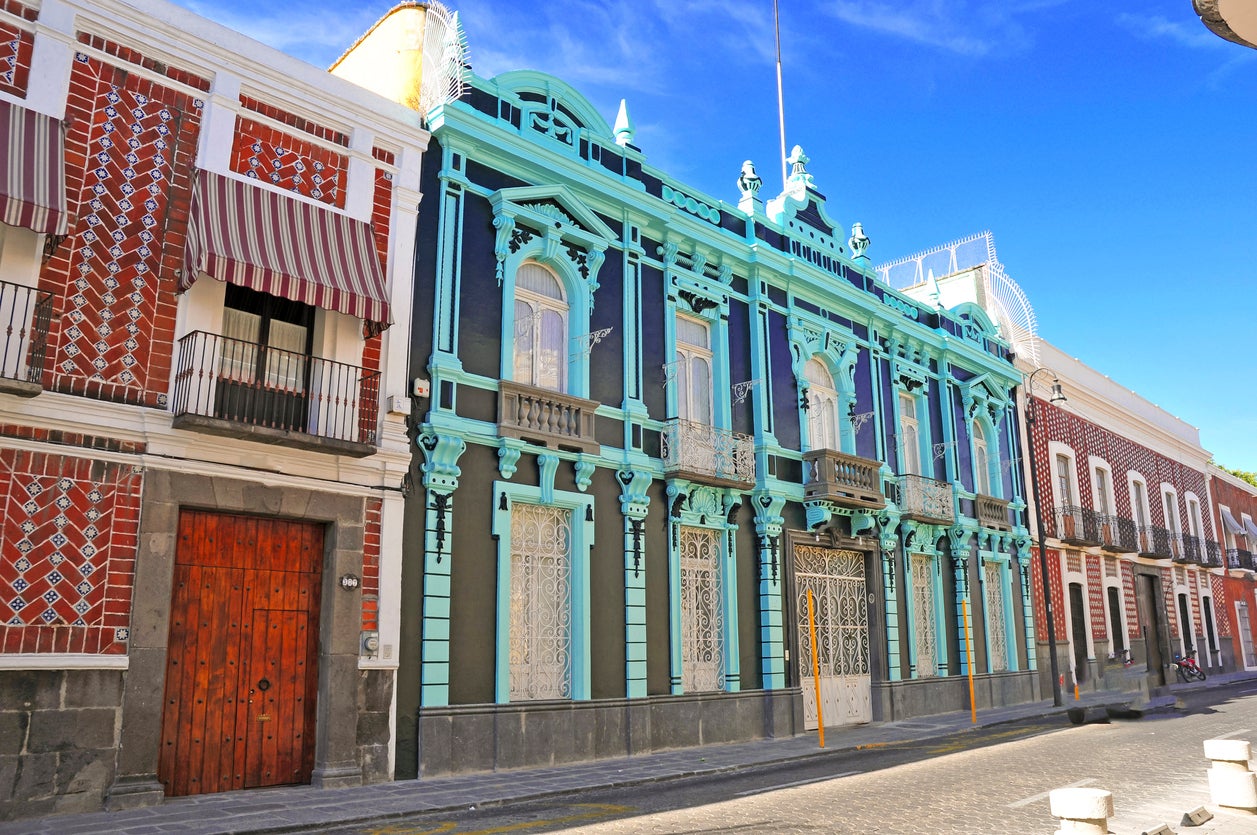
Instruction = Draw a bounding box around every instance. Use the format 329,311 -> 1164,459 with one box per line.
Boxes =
391,56 -> 1040,776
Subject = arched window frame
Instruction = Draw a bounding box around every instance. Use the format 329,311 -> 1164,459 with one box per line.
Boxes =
499,251 -> 592,398
511,261 -> 569,392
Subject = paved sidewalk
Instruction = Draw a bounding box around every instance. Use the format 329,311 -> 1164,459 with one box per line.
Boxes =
4,675 -> 1253,835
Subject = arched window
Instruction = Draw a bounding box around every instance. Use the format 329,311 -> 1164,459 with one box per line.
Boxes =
972,420 -> 990,495
513,262 -> 567,392
899,392 -> 920,475
805,358 -> 839,450
675,314 -> 712,425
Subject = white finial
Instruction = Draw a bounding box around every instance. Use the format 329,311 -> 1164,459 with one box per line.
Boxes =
926,268 -> 942,309
614,99 -> 635,147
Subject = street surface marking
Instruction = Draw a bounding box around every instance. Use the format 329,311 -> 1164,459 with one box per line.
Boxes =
1007,778 -> 1096,808
365,804 -> 633,835
734,771 -> 860,796
1213,728 -> 1252,738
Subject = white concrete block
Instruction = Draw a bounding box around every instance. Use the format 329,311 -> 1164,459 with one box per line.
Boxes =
1203,738 -> 1252,763
1207,768 -> 1257,811
1050,787 -> 1113,835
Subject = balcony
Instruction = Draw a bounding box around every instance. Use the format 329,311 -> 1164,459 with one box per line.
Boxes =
1227,548 -> 1254,571
1203,541 -> 1223,568
171,330 -> 380,457
803,449 -> 885,510
499,380 -> 599,454
661,418 -> 755,488
1179,535 -> 1204,565
1054,506 -> 1101,546
0,279 -> 54,397
1097,515 -> 1137,553
975,494 -> 1011,532
1137,525 -> 1174,560
892,474 -> 955,525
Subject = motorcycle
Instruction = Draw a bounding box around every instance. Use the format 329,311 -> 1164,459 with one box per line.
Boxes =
1172,649 -> 1207,682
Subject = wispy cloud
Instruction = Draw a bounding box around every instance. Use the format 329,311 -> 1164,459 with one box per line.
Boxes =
174,0 -> 390,67
1116,13 -> 1227,50
818,0 -> 1067,57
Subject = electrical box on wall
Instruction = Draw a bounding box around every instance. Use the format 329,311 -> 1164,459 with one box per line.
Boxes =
386,395 -> 410,415
360,630 -> 380,658
412,377 -> 431,398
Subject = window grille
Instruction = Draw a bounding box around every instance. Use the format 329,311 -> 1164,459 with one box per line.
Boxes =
911,553 -> 937,677
509,503 -> 573,700
680,525 -> 724,692
984,561 -> 1008,672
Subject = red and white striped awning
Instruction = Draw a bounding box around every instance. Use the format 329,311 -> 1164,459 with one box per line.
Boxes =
183,170 -> 391,331
0,99 -> 68,235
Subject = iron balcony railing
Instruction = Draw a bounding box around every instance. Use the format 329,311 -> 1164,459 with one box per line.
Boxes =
891,474 -> 954,525
1137,525 -> 1175,560
498,380 -> 599,454
172,330 -> 380,449
0,278 -> 54,392
1203,540 -> 1223,568
802,448 -> 885,509
661,418 -> 755,488
1227,548 -> 1254,570
1054,505 -> 1101,546
975,494 -> 1012,531
1096,515 -> 1138,552
1179,534 -> 1204,565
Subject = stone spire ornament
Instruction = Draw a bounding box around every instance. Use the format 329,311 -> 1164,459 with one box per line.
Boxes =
613,99 -> 634,147
848,221 -> 870,262
738,160 -> 764,216
785,145 -> 814,190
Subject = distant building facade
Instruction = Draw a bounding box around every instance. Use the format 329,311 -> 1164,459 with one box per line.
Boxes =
1206,467 -> 1257,671
1,0 -> 426,817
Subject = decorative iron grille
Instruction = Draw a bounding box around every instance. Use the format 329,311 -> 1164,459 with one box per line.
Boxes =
1054,505 -> 1100,545
795,546 -> 870,679
509,503 -> 572,701
984,562 -> 1008,672
680,526 -> 724,692
662,418 -> 755,487
911,553 -> 938,677
172,330 -> 379,445
0,278 -> 53,386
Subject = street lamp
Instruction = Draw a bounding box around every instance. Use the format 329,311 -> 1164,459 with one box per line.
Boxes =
1024,367 -> 1067,706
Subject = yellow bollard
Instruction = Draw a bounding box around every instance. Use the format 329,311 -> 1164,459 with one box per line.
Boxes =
807,589 -> 825,748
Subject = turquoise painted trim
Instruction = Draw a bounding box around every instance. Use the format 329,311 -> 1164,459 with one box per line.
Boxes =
497,252 -> 595,400
487,70 -> 615,139
491,480 -> 595,703
939,368 -> 958,485
753,491 -> 787,689
883,547 -> 901,682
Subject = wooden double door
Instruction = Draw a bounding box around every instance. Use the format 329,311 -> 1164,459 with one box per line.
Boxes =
159,510 -> 324,796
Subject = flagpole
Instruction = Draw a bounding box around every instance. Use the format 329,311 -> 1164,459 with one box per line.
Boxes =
774,0 -> 787,189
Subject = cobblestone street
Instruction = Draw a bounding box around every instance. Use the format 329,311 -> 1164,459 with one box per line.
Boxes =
522,690 -> 1257,834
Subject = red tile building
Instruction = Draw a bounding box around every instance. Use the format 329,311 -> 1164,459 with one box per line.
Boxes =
1207,468 -> 1257,671
1022,341 -> 1224,699
1,0 -> 426,817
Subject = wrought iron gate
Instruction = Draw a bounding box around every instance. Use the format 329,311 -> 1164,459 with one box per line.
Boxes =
794,544 -> 870,729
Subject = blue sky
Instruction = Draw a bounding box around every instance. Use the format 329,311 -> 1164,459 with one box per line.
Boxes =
175,0 -> 1257,469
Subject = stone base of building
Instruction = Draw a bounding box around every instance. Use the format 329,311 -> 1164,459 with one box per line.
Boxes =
873,670 -> 1039,723
0,668 -> 124,821
415,689 -> 802,777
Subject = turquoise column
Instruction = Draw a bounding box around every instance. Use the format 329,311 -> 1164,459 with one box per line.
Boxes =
754,492 -> 786,689
416,430 -> 466,707
880,511 -> 903,682
617,468 -> 651,698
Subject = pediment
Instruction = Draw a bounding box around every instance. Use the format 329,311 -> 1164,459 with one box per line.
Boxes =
490,184 -> 616,247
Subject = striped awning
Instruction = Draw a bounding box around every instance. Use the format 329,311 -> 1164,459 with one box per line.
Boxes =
1220,507 -> 1244,535
183,170 -> 390,331
0,99 -> 68,235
